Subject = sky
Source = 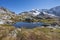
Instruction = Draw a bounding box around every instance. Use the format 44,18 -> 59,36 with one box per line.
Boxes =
0,0 -> 60,14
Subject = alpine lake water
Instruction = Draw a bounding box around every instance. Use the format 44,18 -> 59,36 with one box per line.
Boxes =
13,22 -> 47,28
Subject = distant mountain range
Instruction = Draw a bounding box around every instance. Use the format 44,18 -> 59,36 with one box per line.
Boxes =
0,6 -> 60,24
19,6 -> 60,18
0,6 -> 60,17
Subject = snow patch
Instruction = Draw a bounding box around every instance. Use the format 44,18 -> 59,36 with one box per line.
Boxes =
33,11 -> 40,16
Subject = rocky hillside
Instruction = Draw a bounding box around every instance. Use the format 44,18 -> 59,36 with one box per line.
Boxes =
0,7 -> 19,24
0,6 -> 60,25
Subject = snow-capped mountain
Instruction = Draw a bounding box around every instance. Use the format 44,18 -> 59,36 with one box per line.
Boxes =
31,9 -> 40,16
19,6 -> 60,19
47,6 -> 60,16
19,9 -> 58,19
31,9 -> 59,18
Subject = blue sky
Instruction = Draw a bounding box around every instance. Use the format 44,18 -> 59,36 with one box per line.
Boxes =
0,0 -> 60,13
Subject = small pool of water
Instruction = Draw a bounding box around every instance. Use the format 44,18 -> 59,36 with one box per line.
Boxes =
13,22 -> 45,28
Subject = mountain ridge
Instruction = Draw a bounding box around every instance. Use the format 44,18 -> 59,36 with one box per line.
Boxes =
0,6 -> 60,24
19,6 -> 60,17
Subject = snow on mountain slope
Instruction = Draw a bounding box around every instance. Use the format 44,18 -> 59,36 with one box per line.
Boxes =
31,9 -> 40,16
19,6 -> 60,17
48,6 -> 60,16
19,8 -> 57,18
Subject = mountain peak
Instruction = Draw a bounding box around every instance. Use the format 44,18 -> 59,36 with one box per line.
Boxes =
0,6 -> 15,14
0,6 -> 7,11
32,9 -> 40,11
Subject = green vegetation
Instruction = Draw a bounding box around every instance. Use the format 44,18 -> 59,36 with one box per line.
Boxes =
12,15 -> 58,23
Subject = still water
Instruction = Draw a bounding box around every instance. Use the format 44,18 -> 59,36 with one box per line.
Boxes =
13,22 -> 45,28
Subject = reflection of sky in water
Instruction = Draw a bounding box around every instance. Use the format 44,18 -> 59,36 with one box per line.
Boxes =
13,22 -> 45,28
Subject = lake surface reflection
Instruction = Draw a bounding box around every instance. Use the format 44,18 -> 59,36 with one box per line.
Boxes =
13,22 -> 45,28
